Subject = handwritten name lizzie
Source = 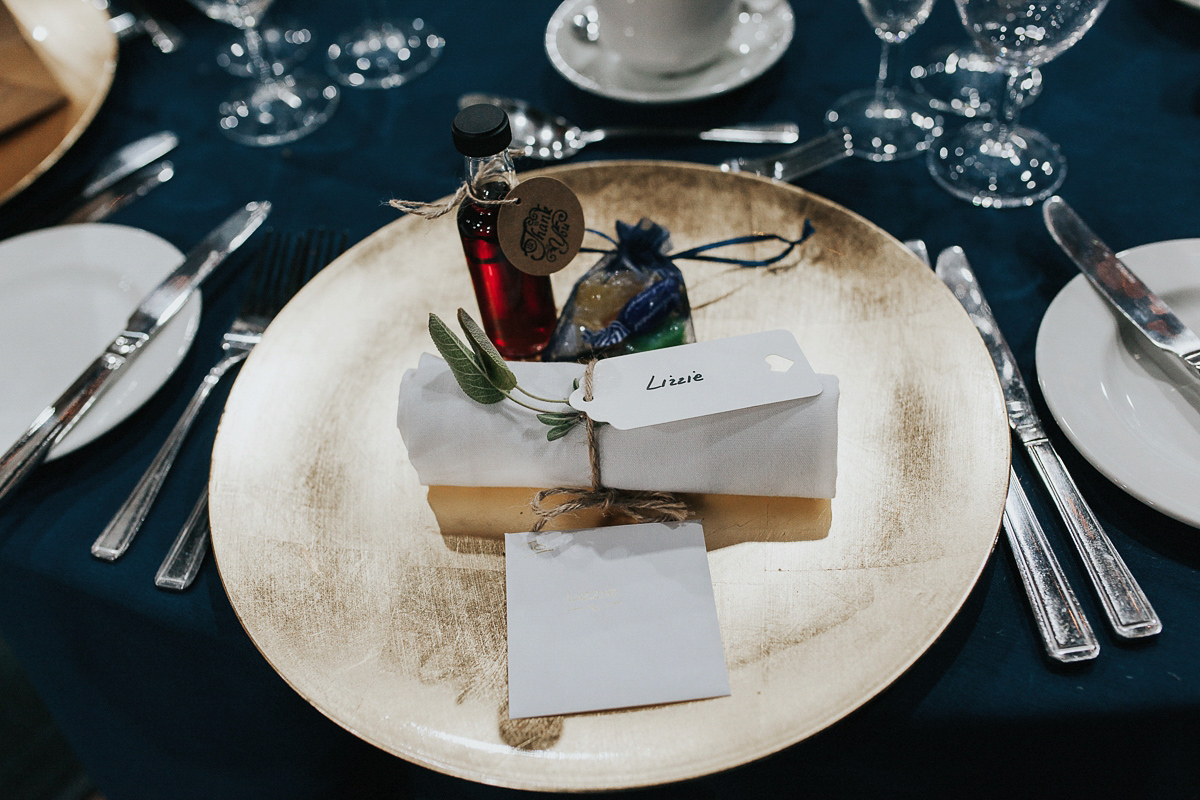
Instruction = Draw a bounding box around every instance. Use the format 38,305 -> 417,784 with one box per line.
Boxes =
646,371 -> 704,391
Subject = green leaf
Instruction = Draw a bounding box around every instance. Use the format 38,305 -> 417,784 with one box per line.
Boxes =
428,313 -> 505,404
546,421 -> 578,441
457,308 -> 517,392
537,412 -> 579,427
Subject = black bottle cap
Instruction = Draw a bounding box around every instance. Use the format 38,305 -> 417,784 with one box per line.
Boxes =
452,104 -> 512,157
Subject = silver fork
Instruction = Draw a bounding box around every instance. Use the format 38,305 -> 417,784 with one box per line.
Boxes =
155,230 -> 347,590
91,230 -> 347,563
906,239 -> 1098,662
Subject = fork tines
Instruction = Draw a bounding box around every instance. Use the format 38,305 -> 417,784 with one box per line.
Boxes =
241,228 -> 349,319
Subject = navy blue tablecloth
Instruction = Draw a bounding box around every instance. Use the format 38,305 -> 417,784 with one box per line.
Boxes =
2,1 -> 1199,797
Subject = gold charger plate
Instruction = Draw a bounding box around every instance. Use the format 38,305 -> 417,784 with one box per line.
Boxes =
0,0 -> 116,206
209,162 -> 1009,791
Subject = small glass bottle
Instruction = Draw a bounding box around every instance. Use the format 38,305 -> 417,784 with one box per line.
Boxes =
451,104 -> 557,360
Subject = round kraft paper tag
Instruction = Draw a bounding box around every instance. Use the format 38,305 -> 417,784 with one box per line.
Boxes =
496,176 -> 585,276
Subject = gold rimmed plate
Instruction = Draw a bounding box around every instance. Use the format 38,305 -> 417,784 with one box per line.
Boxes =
0,0 -> 117,206
209,162 -> 1009,791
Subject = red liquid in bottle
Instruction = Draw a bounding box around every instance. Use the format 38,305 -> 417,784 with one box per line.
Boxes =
457,182 -> 557,359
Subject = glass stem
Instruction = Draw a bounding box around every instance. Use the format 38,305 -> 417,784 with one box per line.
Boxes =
997,69 -> 1022,135
874,40 -> 892,106
243,25 -> 274,85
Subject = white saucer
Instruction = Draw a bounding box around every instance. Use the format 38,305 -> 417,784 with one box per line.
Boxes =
1036,238 -> 1200,528
0,224 -> 201,460
545,0 -> 795,104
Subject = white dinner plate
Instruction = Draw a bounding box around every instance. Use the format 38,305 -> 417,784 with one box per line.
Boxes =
0,224 -> 201,459
1037,238 -> 1200,528
545,0 -> 794,104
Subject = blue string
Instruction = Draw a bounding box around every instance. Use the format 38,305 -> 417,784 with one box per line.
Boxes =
578,219 -> 815,268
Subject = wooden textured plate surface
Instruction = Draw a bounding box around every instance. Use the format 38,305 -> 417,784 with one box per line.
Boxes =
0,0 -> 116,206
209,162 -> 1009,791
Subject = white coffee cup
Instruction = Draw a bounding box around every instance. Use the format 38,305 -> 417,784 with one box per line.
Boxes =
594,0 -> 740,76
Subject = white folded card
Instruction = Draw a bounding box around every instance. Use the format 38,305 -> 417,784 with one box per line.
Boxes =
505,521 -> 731,719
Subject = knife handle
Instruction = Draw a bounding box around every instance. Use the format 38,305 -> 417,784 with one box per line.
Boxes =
1025,439 -> 1162,639
63,161 -> 175,225
1002,468 -> 1099,662
721,128 -> 853,182
0,352 -> 125,504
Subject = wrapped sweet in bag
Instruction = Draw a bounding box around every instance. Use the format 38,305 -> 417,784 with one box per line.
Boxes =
543,219 -> 695,361
542,217 -> 817,363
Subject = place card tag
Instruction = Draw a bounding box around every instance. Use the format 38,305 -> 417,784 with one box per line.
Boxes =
497,176 -> 585,276
505,521 -> 730,719
569,329 -> 823,430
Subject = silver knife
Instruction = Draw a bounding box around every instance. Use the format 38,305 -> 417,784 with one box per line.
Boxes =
0,201 -> 271,504
720,128 -> 853,182
1044,196 -> 1200,384
0,133 -> 178,239
908,240 -> 1098,660
936,245 -> 1161,639
82,131 -> 179,199
62,160 -> 174,224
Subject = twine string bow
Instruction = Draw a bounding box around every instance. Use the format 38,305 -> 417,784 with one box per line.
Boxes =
529,360 -> 689,533
387,154 -> 524,219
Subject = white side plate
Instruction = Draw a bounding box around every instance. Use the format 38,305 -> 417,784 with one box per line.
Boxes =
0,223 -> 201,459
545,0 -> 795,104
1037,238 -> 1200,528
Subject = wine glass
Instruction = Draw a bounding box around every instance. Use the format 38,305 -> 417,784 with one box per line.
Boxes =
188,0 -> 339,147
217,15 -> 313,78
910,44 -> 1041,118
825,0 -> 944,162
327,3 -> 444,90
927,0 -> 1109,207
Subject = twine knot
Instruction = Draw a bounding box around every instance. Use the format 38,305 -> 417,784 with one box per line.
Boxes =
387,181 -> 518,219
387,154 -> 526,219
529,360 -> 689,532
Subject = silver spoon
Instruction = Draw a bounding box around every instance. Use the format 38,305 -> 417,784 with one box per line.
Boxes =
458,93 -> 800,161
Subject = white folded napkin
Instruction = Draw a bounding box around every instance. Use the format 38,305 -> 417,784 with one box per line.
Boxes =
396,353 -> 839,498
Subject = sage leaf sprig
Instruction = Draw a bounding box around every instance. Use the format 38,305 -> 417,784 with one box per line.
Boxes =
456,309 -> 516,393
429,310 -> 586,440
428,312 -> 506,404
537,412 -> 583,441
